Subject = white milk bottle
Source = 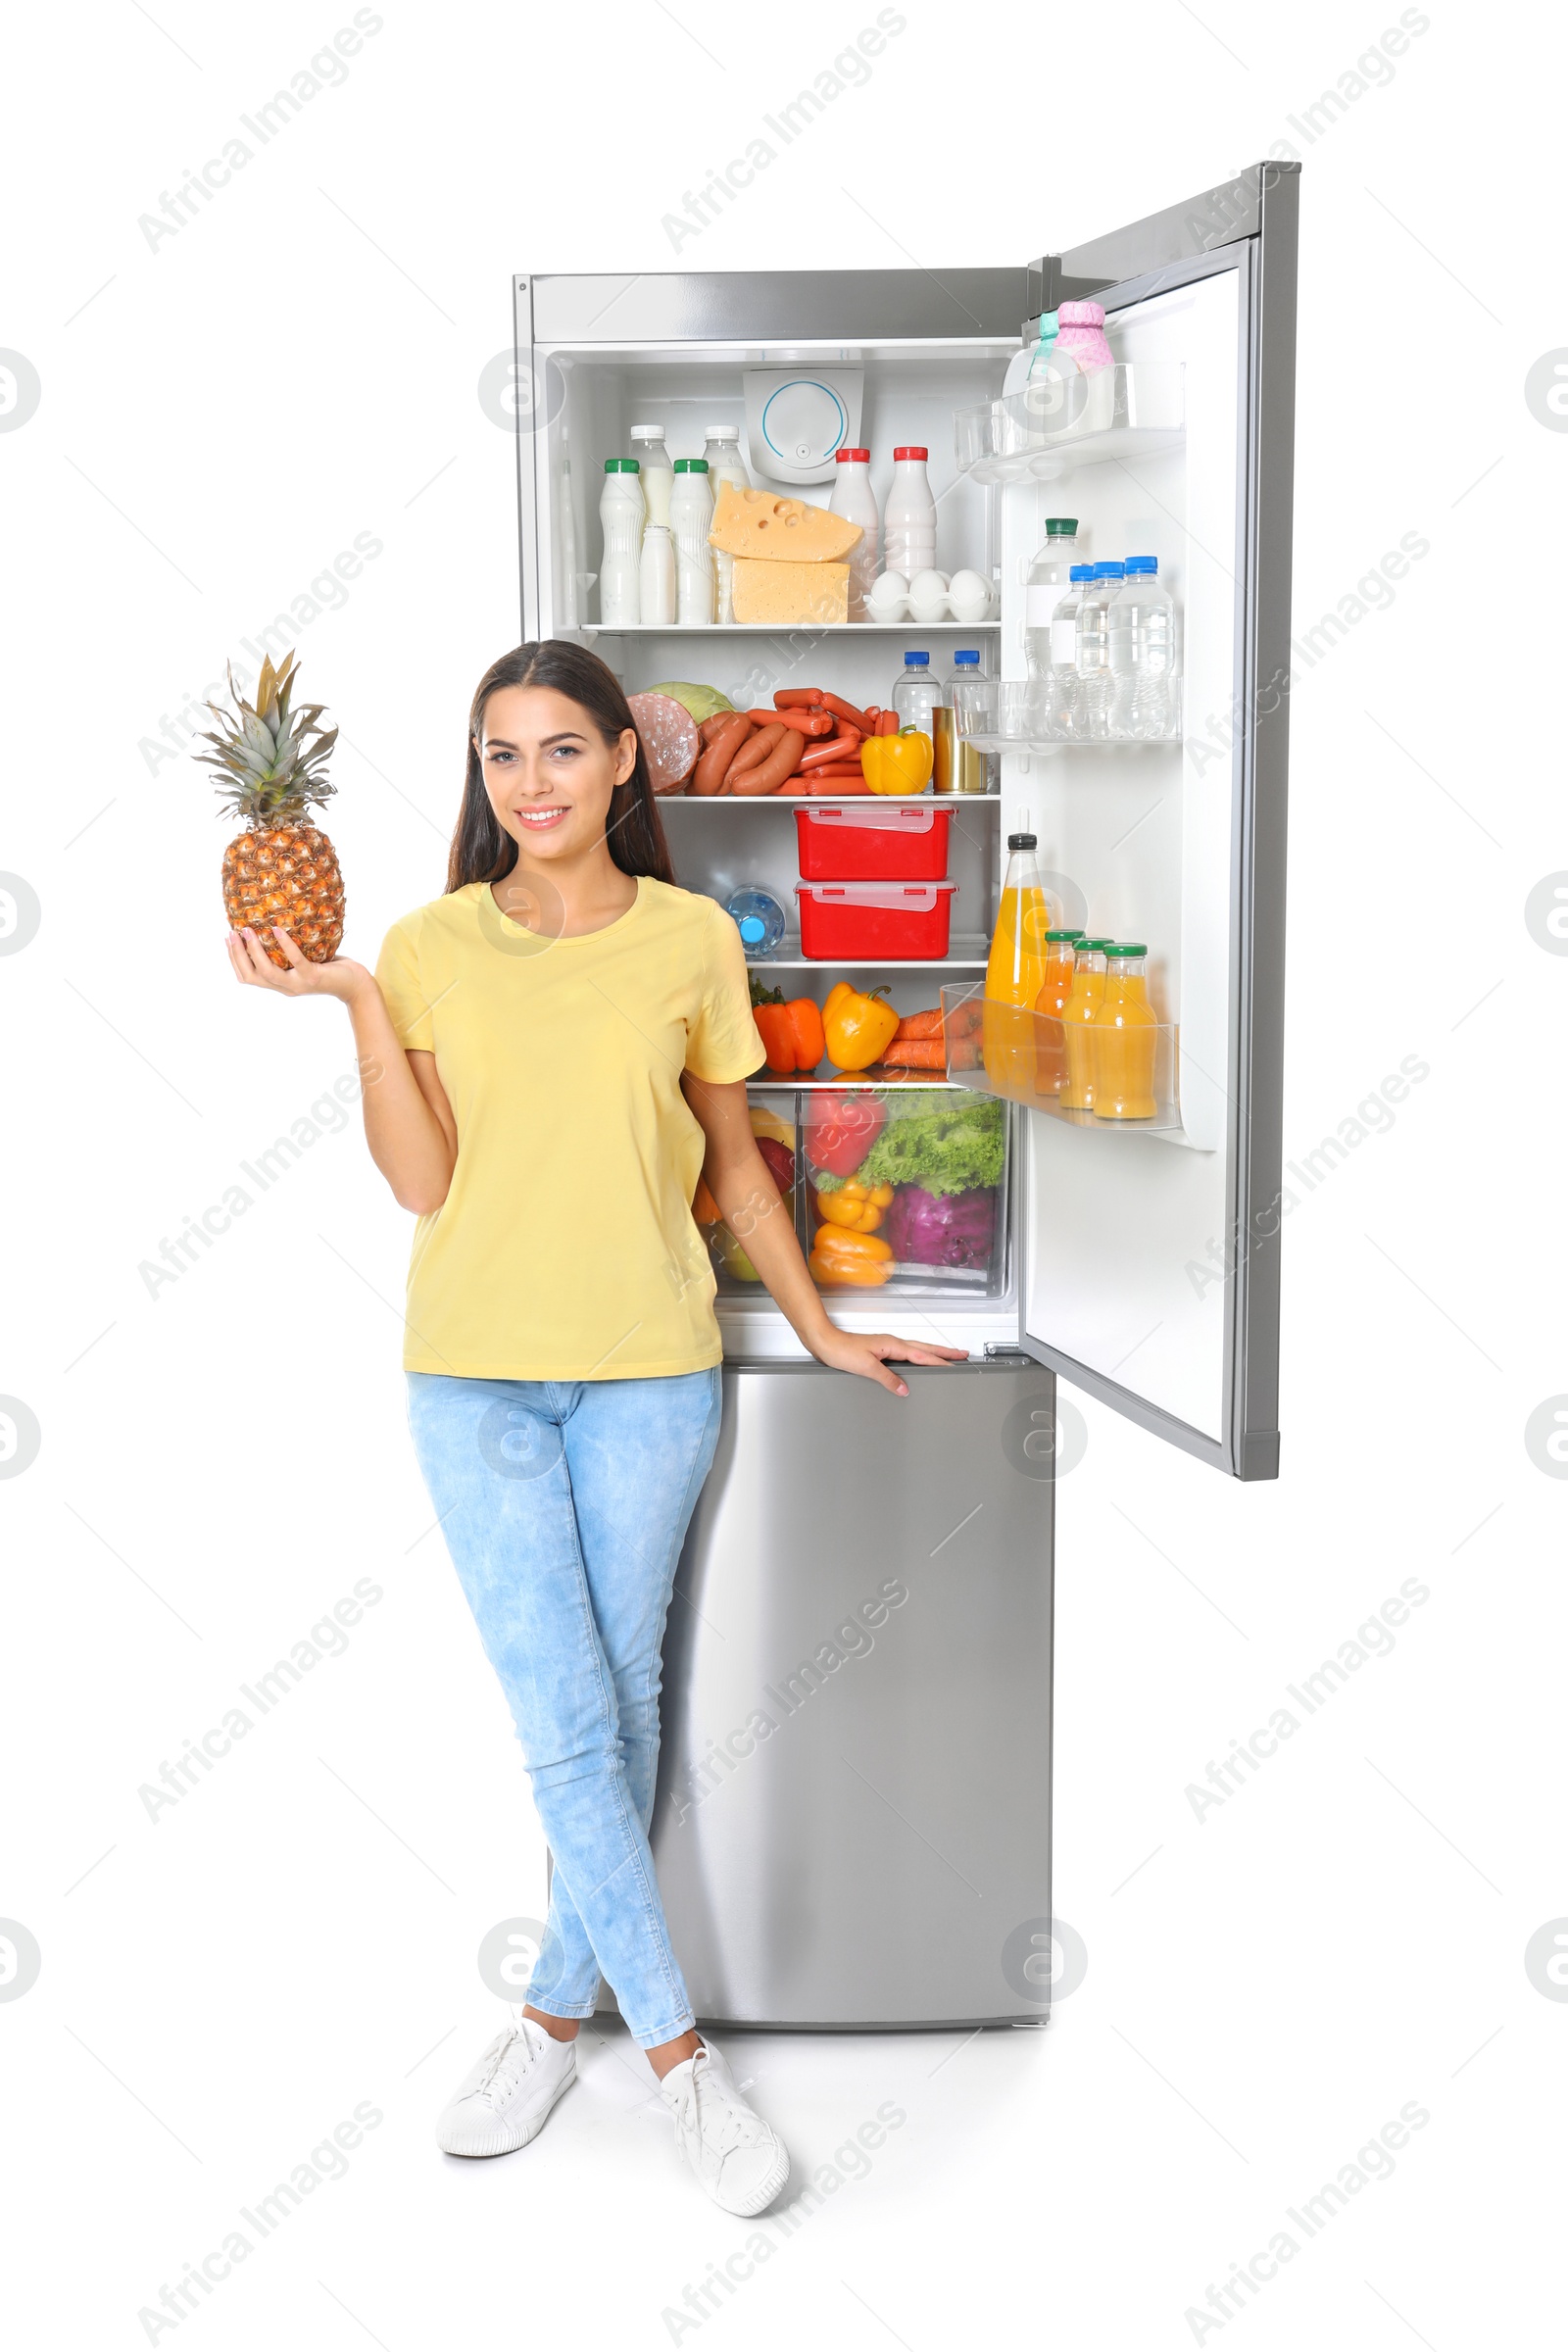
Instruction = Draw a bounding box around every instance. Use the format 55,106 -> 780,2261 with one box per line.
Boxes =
669,458 -> 715,625
884,446 -> 937,581
702,425 -> 750,623
829,446 -> 881,620
630,424 -> 673,528
1022,517 -> 1083,678
598,458 -> 643,627
639,521 -> 676,627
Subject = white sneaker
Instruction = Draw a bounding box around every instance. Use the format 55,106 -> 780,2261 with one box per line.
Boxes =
435,2015 -> 577,2157
659,2036 -> 790,2216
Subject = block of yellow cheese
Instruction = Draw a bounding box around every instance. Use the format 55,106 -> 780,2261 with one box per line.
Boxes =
709,484 -> 862,564
731,558 -> 850,625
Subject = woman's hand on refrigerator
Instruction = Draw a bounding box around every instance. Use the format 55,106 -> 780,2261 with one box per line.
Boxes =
806,1326 -> 969,1397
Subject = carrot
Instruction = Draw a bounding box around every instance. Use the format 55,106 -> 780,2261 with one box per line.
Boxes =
881,1039 -> 946,1066
894,1008 -> 945,1040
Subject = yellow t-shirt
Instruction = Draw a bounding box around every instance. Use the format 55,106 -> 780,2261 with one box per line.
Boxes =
375,876 -> 765,1380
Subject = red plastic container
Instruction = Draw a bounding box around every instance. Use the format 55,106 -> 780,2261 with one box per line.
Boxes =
795,880 -> 957,960
794,803 -> 952,882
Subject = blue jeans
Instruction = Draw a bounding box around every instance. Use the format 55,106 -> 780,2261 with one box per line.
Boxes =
407,1367 -> 720,2049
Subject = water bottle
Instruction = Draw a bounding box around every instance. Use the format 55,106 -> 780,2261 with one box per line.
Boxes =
1023,518 -> 1083,678
598,458 -> 644,627
1075,561 -> 1125,740
1112,556 -> 1178,738
891,650 -> 942,738
669,458 -> 714,625
1047,565 -> 1094,738
726,886 -> 787,958
943,649 -> 991,794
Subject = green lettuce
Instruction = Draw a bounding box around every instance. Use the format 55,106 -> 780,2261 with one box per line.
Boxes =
817,1095 -> 1005,1199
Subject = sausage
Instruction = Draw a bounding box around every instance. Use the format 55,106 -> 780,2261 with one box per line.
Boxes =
693,714 -> 753,794
818,691 -> 873,734
798,733 -> 864,770
732,728 -> 806,796
877,709 -> 900,735
772,688 -> 824,710
699,711 -> 743,745
804,770 -> 870,793
748,707 -> 833,735
725,720 -> 788,783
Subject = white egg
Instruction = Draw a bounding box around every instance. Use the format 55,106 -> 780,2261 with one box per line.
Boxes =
907,569 -> 948,606
948,568 -> 989,604
867,570 -> 908,605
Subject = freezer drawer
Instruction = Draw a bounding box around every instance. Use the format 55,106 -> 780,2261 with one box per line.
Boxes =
649,1357 -> 1054,2030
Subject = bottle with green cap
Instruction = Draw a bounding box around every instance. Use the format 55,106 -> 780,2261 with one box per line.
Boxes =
1092,945 -> 1158,1118
669,457 -> 714,626
1024,518 -> 1087,681
1060,937 -> 1114,1109
599,456 -> 644,627
1034,926 -> 1084,1097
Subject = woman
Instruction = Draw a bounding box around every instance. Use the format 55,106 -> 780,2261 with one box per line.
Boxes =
227,640 -> 962,2215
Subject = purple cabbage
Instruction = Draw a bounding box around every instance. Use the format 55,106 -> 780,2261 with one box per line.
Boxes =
882,1184 -> 996,1269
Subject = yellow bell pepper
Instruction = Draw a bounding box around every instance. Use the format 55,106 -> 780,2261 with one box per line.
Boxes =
809,1249 -> 890,1287
814,1178 -> 894,1232
809,1222 -> 894,1286
823,983 -> 900,1071
860,727 -> 934,796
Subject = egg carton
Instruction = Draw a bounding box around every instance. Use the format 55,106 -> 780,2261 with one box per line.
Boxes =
863,567 -> 996,626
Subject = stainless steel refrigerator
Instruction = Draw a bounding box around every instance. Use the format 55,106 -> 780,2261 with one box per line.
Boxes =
514,166 -> 1297,2027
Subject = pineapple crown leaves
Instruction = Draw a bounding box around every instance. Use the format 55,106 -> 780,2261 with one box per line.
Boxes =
195,651 -> 339,826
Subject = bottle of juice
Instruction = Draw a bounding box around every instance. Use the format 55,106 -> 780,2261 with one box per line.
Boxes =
984,826 -> 1059,1093
1091,944 -> 1158,1118
1032,928 -> 1083,1097
1059,939 -> 1112,1109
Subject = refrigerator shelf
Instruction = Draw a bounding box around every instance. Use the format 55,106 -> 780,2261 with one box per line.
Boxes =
749,1069 -> 963,1091
956,679 -> 1181,755
749,935 -> 990,969
954,363 -> 1185,484
585,621 -> 1003,636
660,793 -> 1003,807
941,988 -> 1189,1136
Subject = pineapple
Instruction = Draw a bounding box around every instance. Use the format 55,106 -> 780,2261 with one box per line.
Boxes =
198,651 -> 344,968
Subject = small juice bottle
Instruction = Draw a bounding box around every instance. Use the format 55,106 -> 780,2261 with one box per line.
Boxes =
984,825 -> 1059,1092
1033,928 -> 1083,1096
1091,944 -> 1158,1118
1058,939 -> 1111,1109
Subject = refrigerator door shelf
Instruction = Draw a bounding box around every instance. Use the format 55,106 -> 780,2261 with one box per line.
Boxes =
941,986 -> 1220,1148
648,1359 -> 1054,2030
955,363 -> 1186,484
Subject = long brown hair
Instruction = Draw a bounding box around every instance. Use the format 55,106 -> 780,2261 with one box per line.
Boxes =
446,641 -> 675,892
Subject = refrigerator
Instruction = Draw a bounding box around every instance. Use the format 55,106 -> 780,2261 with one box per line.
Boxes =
514,164 -> 1297,2029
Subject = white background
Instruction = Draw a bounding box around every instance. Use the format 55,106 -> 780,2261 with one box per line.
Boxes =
3,2 -> 1563,2346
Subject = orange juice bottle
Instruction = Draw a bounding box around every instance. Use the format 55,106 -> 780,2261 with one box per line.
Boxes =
1058,938 -> 1111,1109
983,826 -> 1058,1092
1091,944 -> 1158,1118
1033,929 -> 1083,1095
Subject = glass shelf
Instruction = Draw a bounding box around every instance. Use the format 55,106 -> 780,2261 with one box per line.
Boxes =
749,1067 -> 963,1091
940,988 -> 1185,1133
659,792 -> 1003,807
955,679 -> 1181,756
954,363 -> 1185,484
587,620 -> 1002,636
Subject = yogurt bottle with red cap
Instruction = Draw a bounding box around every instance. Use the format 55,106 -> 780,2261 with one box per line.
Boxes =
883,445 -> 937,586
829,446 -> 881,619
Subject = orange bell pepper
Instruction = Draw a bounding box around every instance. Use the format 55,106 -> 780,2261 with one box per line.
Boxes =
751,982 -> 825,1071
809,1250 -> 890,1286
814,1180 -> 895,1232
860,726 -> 934,796
823,983 -> 900,1072
810,1222 -> 894,1286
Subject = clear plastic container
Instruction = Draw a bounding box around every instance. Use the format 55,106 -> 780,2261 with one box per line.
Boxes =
638,522 -> 675,627
726,885 -> 786,957
1048,566 -> 1095,736
705,1094 -> 797,1293
803,1088 -> 1008,1295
